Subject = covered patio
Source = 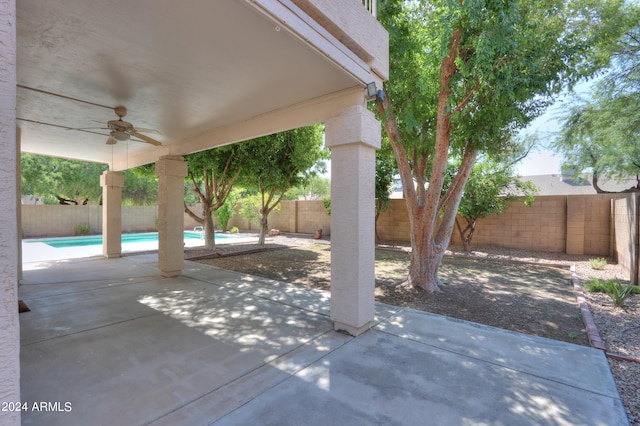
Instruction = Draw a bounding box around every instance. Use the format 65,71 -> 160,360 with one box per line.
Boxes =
1,1 -> 629,424
2,2 -> 387,421
19,254 -> 626,425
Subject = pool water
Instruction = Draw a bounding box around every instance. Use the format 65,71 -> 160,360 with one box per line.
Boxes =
27,231 -> 234,249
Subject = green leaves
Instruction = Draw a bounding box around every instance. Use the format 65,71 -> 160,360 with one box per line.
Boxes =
555,90 -> 640,187
236,124 -> 327,197
380,0 -> 635,163
21,154 -> 108,204
554,22 -> 640,188
230,125 -> 326,243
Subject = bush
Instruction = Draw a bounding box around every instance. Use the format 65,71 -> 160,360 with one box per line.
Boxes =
323,197 -> 331,216
588,258 -> 607,270
72,223 -> 91,236
585,278 -> 640,307
230,226 -> 239,233
214,191 -> 238,231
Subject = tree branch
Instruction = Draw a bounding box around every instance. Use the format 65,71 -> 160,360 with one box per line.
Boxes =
183,201 -> 204,224
376,94 -> 418,205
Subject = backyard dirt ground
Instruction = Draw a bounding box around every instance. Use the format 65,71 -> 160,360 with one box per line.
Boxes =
189,241 -> 590,346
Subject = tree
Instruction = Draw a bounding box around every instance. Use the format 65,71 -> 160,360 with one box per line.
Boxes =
376,0 -> 634,292
284,174 -> 330,200
122,168 -> 159,205
213,187 -> 239,231
21,154 -> 161,205
375,139 -> 397,244
554,28 -> 640,191
21,154 -> 106,204
237,125 -> 327,244
183,145 -> 244,249
455,150 -> 537,252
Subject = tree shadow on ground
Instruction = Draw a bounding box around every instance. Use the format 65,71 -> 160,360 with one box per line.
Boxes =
196,245 -> 590,346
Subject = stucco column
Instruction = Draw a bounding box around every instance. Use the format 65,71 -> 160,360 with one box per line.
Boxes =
156,155 -> 188,277
16,127 -> 22,281
0,1 -> 20,424
101,171 -> 124,258
325,104 -> 380,336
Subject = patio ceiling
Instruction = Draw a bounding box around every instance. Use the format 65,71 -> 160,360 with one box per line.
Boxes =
17,0 -> 375,170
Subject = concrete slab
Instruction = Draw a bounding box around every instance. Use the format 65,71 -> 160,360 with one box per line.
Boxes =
18,256 -> 628,426
377,309 -> 621,399
217,329 -> 626,426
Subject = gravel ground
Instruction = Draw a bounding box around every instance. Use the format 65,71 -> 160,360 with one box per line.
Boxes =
186,233 -> 640,424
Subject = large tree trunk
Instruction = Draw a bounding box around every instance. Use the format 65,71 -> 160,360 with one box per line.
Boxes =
184,202 -> 216,250
258,213 -> 268,245
375,200 -> 383,245
404,29 -> 465,292
455,216 -> 475,253
203,209 -> 216,250
406,211 -> 445,292
375,28 -> 481,293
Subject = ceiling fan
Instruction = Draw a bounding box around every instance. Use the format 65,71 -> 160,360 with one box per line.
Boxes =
81,106 -> 162,146
104,106 -> 162,146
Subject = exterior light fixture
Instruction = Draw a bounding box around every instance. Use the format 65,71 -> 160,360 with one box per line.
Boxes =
366,82 -> 377,98
365,82 -> 385,101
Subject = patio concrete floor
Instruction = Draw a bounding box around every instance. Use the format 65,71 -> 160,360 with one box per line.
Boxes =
19,254 -> 627,425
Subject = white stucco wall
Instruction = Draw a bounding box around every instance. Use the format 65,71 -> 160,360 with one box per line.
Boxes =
0,0 -> 21,424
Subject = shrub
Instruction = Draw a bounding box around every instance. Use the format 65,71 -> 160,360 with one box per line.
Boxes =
230,226 -> 239,233
589,258 -> 607,270
72,223 -> 91,236
585,278 -> 640,307
585,278 -> 609,293
214,190 -> 238,231
323,197 -> 331,216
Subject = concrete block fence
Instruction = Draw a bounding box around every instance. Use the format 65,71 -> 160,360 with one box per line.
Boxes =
21,194 -> 639,283
21,204 -> 201,238
613,194 -> 639,285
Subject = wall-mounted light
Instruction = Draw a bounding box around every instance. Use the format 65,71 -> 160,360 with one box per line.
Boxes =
366,82 -> 378,98
365,82 -> 385,101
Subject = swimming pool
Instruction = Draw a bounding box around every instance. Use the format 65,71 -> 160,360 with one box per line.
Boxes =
27,231 -> 237,249
23,231 -> 258,263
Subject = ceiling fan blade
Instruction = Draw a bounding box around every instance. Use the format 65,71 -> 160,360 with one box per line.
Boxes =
133,131 -> 162,146
67,127 -> 109,131
106,136 -> 118,145
135,127 -> 162,135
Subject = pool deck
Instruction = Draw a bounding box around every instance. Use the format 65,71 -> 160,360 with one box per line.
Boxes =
18,253 -> 628,425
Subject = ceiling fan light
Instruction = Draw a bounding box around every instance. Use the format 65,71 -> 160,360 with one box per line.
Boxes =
111,130 -> 129,141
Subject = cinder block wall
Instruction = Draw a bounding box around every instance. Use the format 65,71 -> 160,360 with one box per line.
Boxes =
122,206 -> 158,233
227,200 -> 331,235
570,194 -> 626,256
375,199 -> 411,242
460,196 -> 567,252
267,201 -> 298,232
613,195 -> 638,284
22,205 -> 101,237
376,195 -> 624,256
23,204 -> 201,237
296,200 -> 330,234
21,195 -> 625,259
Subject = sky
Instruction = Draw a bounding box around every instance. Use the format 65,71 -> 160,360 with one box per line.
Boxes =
515,108 -> 564,176
516,149 -> 563,176
514,80 -> 596,176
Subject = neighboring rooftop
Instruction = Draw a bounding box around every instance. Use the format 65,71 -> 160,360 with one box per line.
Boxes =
521,173 -> 639,196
